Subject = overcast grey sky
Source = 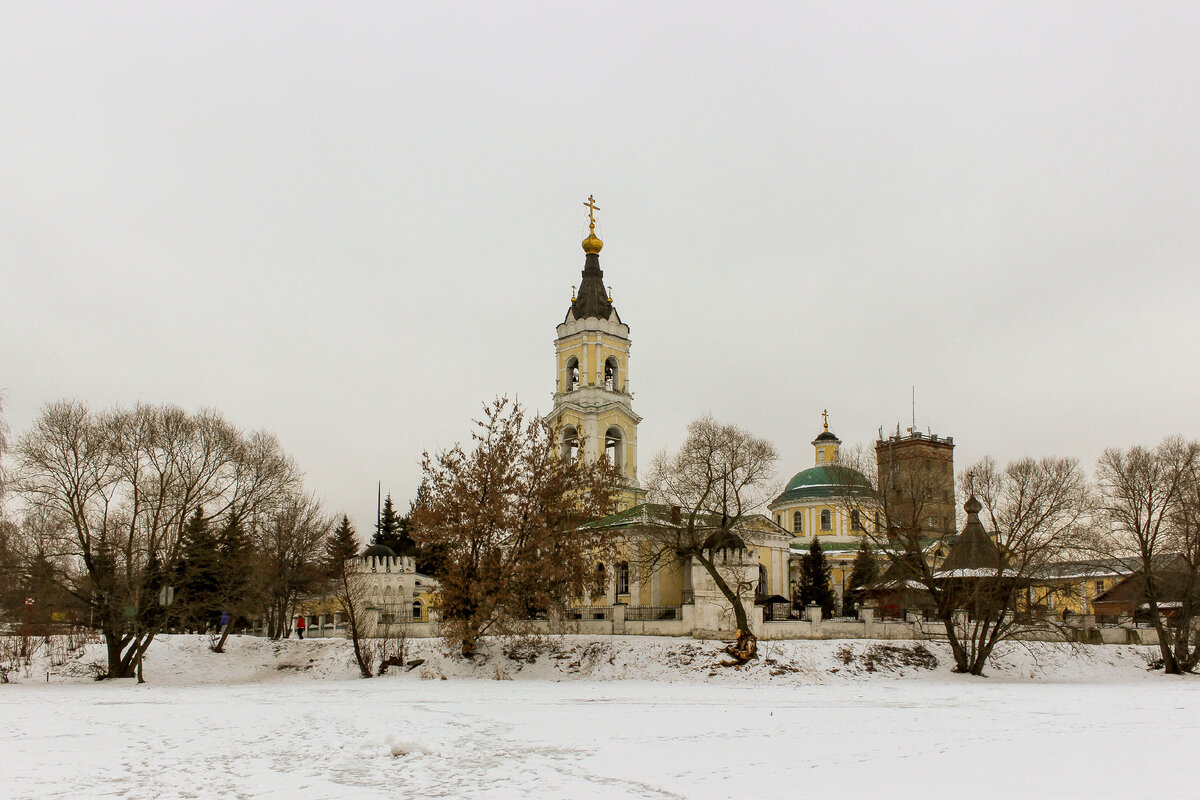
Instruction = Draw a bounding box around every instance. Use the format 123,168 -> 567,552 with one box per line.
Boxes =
3,2 -> 1198,531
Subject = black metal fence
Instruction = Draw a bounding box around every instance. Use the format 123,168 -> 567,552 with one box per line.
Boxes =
565,606 -> 612,621
625,606 -> 683,622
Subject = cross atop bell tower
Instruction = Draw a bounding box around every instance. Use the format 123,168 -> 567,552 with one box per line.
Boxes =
548,197 -> 643,508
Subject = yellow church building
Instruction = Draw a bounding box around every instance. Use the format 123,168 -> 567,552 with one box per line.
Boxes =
769,416 -> 880,611
548,198 -> 792,631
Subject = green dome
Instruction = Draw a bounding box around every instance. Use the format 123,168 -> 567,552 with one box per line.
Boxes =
771,465 -> 871,506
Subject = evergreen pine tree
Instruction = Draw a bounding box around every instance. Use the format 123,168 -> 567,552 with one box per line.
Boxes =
801,538 -> 838,618
842,541 -> 879,618
795,553 -> 815,609
328,515 -> 360,575
215,514 -> 254,624
373,494 -> 417,555
176,508 -> 222,631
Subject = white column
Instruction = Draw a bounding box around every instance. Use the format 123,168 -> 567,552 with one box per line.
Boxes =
629,557 -> 642,606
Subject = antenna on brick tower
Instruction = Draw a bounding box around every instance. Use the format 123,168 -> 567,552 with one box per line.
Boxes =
911,386 -> 916,433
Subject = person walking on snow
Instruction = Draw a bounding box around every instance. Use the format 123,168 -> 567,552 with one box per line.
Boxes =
296,615 -> 306,639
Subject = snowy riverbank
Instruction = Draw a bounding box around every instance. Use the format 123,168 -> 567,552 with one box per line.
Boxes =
0,633 -> 1171,685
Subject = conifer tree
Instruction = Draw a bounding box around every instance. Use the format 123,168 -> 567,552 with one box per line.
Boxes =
799,538 -> 838,618
210,514 -> 254,652
842,541 -> 878,618
328,515 -> 360,573
795,553 -> 815,609
373,494 -> 418,555
176,508 -> 222,631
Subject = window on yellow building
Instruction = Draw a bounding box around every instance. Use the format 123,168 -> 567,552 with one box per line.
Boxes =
820,509 -> 832,531
412,601 -> 423,621
793,511 -> 803,533
604,357 -> 619,391
561,427 -> 579,460
851,510 -> 863,531
604,427 -> 624,469
566,357 -> 580,391
615,561 -> 630,595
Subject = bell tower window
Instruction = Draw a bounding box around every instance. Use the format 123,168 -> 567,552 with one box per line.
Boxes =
604,357 -> 619,391
565,357 -> 580,392
604,426 -> 624,469
561,426 -> 579,460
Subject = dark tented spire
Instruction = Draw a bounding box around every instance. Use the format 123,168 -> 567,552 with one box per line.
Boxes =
569,253 -> 616,320
939,495 -> 1004,573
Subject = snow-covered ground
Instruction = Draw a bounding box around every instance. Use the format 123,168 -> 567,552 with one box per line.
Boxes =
2,635 -> 1198,799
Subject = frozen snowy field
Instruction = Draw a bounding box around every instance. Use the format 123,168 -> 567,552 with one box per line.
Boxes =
3,636 -> 1199,799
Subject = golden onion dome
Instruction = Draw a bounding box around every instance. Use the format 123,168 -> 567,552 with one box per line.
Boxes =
582,230 -> 604,254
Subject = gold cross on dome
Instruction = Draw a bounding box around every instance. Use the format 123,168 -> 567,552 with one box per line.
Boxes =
822,409 -> 829,431
584,195 -> 600,231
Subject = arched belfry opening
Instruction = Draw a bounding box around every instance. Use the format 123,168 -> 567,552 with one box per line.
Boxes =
605,426 -> 624,469
565,357 -> 580,392
604,357 -> 619,392
561,426 -> 580,460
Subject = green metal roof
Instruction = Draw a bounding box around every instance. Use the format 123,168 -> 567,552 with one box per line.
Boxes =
771,465 -> 872,506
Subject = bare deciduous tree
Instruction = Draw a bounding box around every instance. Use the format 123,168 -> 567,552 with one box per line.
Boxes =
1097,438 -> 1200,673
948,456 -> 1091,674
832,449 -> 1089,674
253,493 -> 331,641
13,401 -> 299,680
411,397 -> 621,657
642,415 -> 779,663
326,515 -> 372,678
0,392 -> 10,500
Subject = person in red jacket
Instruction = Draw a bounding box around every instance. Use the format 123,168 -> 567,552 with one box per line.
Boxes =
295,615 -> 306,639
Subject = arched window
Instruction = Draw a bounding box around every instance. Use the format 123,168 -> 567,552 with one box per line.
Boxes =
820,509 -> 832,531
605,426 -> 624,469
774,514 -> 781,526
793,511 -> 803,533
412,600 -> 423,621
604,357 -> 619,391
851,510 -> 863,531
561,426 -> 579,460
874,511 -> 882,531
758,564 -> 769,598
565,357 -> 580,391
